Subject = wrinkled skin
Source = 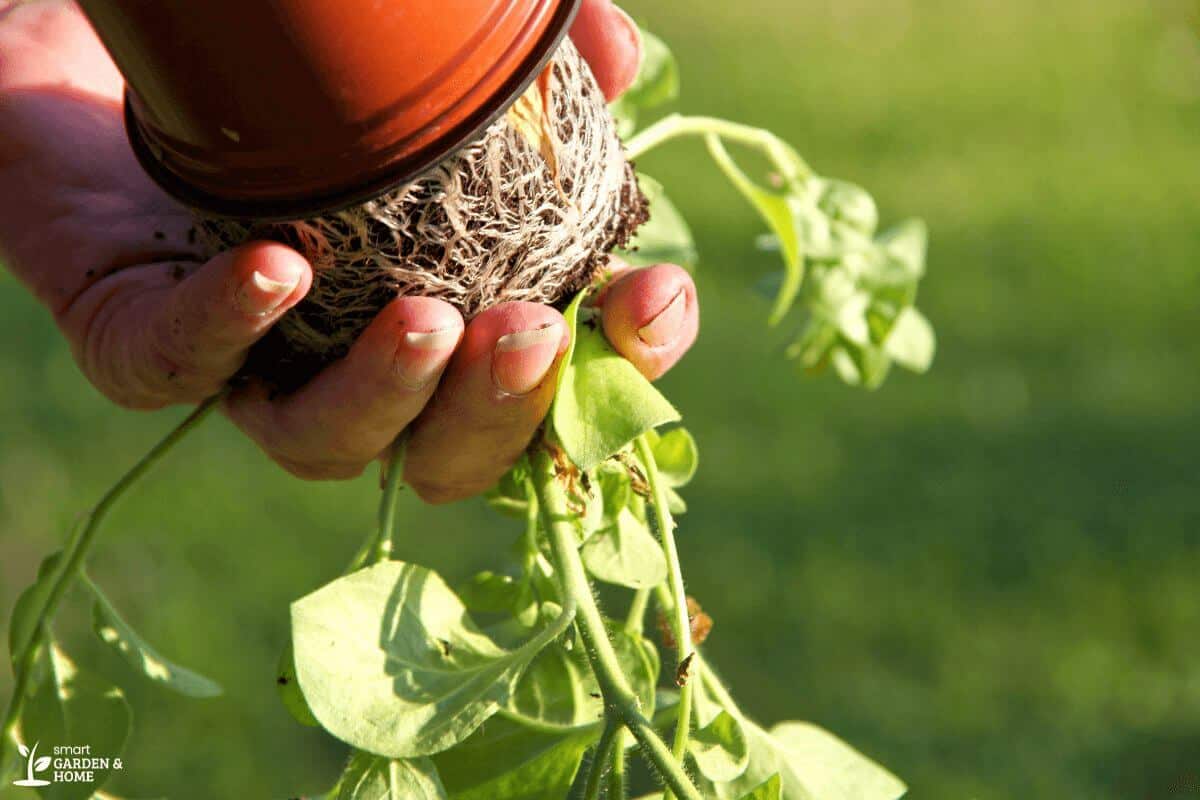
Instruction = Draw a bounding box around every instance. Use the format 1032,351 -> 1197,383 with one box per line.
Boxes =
0,0 -> 699,501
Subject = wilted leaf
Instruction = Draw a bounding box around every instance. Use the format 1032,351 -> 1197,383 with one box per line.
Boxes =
291,561 -> 555,758
87,580 -> 222,698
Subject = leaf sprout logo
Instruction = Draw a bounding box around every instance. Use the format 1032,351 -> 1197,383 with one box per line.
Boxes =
13,740 -> 52,787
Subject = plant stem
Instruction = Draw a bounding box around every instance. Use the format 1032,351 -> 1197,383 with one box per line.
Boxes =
532,448 -> 701,800
615,589 -> 648,800
0,394 -> 222,772
625,113 -> 814,183
374,435 -> 407,562
583,719 -> 621,800
344,435 -> 408,572
608,730 -> 628,799
626,588 -> 651,635
634,435 -> 696,800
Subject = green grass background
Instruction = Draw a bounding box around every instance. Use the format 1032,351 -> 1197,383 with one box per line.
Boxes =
3,0 -> 1199,797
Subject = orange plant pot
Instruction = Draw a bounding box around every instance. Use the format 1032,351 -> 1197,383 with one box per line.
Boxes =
76,0 -> 580,219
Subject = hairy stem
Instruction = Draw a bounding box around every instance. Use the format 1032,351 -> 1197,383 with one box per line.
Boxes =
583,719 -> 622,800
532,448 -> 701,800
609,729 -> 628,799
0,394 -> 223,772
635,436 -> 697,800
615,588 -> 650,798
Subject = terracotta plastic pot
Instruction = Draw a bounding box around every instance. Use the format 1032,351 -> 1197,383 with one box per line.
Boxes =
76,0 -> 581,219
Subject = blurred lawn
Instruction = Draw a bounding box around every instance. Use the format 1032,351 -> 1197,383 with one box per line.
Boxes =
3,0 -> 1200,798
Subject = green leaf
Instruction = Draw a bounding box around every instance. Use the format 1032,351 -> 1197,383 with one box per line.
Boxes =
330,752 -> 447,800
738,775 -> 783,800
9,551 -> 62,666
502,643 -> 591,729
700,718 -> 906,800
484,467 -> 529,519
456,572 -> 527,617
621,175 -> 697,268
20,642 -> 131,800
503,624 -> 658,729
705,135 -> 804,325
817,179 -> 878,237
690,710 -> 750,782
626,28 -> 679,110
87,580 -> 222,698
875,219 -> 927,280
666,487 -> 688,515
594,462 -> 633,525
581,508 -> 668,589
433,716 -> 593,800
552,307 -> 680,470
646,427 -> 699,488
277,642 -> 319,727
882,307 -> 935,373
291,561 -> 553,758
830,341 -> 893,390
617,628 -> 660,717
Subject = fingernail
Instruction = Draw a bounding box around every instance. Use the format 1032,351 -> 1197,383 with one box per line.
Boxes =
493,323 -> 564,396
637,289 -> 687,348
237,269 -> 301,316
396,328 -> 461,390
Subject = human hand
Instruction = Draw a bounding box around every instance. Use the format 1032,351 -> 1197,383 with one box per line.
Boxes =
0,0 -> 699,500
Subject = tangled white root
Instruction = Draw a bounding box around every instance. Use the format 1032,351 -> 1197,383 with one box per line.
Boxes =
195,39 -> 646,389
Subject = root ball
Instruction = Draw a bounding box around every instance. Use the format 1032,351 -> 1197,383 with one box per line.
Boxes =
196,39 -> 647,391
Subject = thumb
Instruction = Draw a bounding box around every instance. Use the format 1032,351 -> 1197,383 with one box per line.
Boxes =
59,241 -> 312,409
569,0 -> 642,102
